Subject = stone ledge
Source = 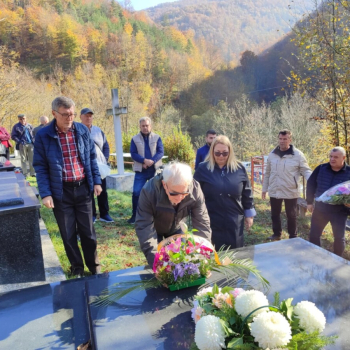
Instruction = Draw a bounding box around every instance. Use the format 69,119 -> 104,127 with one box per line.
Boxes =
106,172 -> 135,192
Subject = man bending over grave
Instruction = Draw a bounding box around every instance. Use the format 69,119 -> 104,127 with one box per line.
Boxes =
135,161 -> 212,266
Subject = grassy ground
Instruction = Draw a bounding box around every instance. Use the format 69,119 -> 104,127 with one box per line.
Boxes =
26,176 -> 350,278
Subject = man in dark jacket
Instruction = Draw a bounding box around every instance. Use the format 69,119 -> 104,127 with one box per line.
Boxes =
135,162 -> 212,266
307,146 -> 350,256
195,129 -> 216,170
33,96 -> 102,277
11,114 -> 35,177
33,116 -> 49,138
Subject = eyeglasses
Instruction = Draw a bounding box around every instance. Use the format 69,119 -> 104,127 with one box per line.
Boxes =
165,183 -> 190,196
214,151 -> 229,157
54,110 -> 77,119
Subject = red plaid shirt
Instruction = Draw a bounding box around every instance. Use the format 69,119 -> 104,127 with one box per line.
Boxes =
56,124 -> 85,182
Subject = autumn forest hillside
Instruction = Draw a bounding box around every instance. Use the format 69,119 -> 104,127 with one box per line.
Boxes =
0,0 -> 349,166
146,0 -> 314,62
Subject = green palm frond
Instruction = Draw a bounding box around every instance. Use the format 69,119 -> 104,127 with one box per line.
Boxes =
207,248 -> 269,291
91,277 -> 163,308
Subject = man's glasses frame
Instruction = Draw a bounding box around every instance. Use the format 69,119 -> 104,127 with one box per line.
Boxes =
214,151 -> 229,157
54,110 -> 77,119
165,183 -> 190,196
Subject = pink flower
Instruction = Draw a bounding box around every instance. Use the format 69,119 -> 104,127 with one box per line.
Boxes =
200,245 -> 213,253
166,237 -> 182,253
153,253 -> 160,273
230,288 -> 245,298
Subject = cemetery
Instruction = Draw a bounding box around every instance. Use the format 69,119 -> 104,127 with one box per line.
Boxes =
0,89 -> 348,349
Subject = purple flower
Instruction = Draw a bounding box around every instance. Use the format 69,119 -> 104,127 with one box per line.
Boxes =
337,186 -> 350,195
184,263 -> 200,275
173,264 -> 185,281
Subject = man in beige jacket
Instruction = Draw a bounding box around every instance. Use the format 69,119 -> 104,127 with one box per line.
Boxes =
262,130 -> 312,240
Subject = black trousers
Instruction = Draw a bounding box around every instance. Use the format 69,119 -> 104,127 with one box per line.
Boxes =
309,207 -> 347,256
92,177 -> 109,217
53,182 -> 99,273
270,197 -> 298,238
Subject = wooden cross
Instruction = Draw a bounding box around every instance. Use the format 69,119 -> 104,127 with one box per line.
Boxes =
106,89 -> 128,175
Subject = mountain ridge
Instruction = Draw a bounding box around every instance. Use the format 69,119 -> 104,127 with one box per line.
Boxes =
145,0 -> 313,62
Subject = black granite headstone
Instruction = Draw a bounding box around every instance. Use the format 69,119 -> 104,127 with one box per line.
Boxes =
0,239 -> 349,349
0,160 -> 16,172
0,171 -> 44,284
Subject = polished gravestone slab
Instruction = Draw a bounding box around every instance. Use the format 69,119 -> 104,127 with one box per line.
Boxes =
0,171 -> 44,284
0,238 -> 349,349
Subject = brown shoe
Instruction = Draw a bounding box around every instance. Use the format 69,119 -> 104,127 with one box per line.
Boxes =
268,235 -> 281,241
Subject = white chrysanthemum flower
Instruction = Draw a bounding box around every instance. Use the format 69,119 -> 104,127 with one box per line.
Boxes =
235,290 -> 269,317
195,315 -> 226,350
250,311 -> 292,349
294,301 -> 326,333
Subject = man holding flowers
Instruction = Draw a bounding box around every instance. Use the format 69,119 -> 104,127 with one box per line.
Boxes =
307,146 -> 350,256
135,161 -> 212,266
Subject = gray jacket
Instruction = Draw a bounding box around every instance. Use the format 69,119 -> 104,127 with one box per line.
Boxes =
135,174 -> 212,266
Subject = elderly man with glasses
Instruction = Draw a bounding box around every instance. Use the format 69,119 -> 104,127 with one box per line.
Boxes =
135,161 -> 212,266
33,96 -> 102,277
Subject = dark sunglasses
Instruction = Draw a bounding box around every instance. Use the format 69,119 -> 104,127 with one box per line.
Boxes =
214,151 -> 229,157
165,183 -> 190,196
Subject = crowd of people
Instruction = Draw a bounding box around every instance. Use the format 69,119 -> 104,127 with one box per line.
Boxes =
1,96 -> 349,277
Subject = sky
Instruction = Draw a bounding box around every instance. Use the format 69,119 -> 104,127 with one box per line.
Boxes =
121,0 -> 178,11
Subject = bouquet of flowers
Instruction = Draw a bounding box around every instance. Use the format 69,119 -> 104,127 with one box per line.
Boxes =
191,285 -> 336,350
316,180 -> 350,206
93,232 -> 269,307
153,234 -> 216,290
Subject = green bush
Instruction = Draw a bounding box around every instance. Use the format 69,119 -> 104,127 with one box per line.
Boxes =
163,122 -> 195,167
122,126 -> 139,152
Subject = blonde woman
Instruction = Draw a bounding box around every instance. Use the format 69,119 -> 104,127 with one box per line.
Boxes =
194,135 -> 256,249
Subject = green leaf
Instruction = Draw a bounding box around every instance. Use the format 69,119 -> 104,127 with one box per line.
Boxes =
212,284 -> 219,295
222,286 -> 234,294
280,298 -> 294,321
229,316 -> 237,325
227,337 -> 243,348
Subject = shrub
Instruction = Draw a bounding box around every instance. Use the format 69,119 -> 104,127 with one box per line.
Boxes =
163,122 -> 195,167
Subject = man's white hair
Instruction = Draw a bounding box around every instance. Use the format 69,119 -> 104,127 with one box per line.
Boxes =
162,162 -> 193,186
331,146 -> 346,156
139,116 -> 152,125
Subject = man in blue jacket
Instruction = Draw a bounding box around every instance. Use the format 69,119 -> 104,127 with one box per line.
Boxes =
11,114 -> 35,177
195,129 -> 216,170
128,116 -> 164,224
33,96 -> 103,277
307,146 -> 350,257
